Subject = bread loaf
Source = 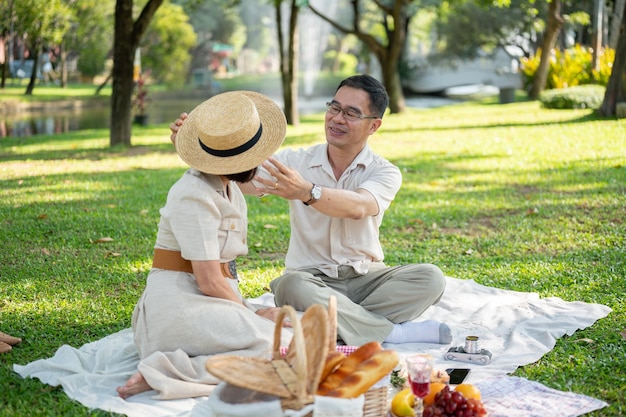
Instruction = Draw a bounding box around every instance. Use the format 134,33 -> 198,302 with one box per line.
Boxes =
316,341 -> 382,395
320,351 -> 346,383
325,349 -> 399,398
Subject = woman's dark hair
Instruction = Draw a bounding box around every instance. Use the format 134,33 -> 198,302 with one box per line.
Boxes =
226,167 -> 258,183
336,74 -> 389,119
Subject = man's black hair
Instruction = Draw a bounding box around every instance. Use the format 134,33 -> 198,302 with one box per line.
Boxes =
336,74 -> 389,118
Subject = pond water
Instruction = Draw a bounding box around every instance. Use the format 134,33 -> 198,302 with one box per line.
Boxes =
0,97 -> 217,138
0,94 -> 463,138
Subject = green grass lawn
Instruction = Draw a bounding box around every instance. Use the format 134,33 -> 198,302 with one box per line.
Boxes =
1,95 -> 625,416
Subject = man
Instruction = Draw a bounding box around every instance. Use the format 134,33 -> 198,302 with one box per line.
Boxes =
170,75 -> 450,346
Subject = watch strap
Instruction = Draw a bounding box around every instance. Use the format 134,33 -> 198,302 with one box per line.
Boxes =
303,184 -> 321,206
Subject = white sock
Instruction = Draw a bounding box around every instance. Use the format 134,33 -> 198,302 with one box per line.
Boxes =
384,320 -> 452,344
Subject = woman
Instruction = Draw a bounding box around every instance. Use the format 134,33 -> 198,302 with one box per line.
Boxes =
117,91 -> 290,400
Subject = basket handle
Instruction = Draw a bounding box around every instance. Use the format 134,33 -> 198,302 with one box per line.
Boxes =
272,305 -> 307,401
327,295 -> 337,351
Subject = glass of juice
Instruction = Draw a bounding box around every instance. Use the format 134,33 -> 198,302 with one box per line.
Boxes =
405,354 -> 432,416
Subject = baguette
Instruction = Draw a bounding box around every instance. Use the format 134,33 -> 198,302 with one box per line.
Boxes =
317,341 -> 382,395
325,349 -> 399,398
320,351 -> 346,383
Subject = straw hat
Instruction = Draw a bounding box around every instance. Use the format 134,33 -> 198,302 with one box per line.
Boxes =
175,91 -> 286,175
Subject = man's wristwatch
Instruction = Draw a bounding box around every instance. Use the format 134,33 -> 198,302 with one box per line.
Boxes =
303,183 -> 322,206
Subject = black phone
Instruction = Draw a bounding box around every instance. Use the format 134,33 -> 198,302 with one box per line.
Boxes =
446,368 -> 471,384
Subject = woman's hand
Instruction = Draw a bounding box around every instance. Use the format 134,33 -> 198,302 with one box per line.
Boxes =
169,112 -> 188,145
255,307 -> 292,327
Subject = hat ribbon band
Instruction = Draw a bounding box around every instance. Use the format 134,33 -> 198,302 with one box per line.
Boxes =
198,124 -> 263,158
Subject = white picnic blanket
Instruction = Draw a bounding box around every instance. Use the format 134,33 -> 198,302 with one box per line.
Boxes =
13,277 -> 611,417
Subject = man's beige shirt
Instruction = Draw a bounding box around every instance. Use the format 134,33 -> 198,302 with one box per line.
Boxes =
273,143 -> 402,277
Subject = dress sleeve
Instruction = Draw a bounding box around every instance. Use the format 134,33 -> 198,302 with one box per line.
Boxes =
165,175 -> 223,261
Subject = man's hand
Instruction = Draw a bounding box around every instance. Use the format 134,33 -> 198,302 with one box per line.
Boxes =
254,157 -> 311,202
169,112 -> 188,145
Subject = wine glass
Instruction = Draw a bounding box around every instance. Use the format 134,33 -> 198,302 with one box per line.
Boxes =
405,354 -> 432,416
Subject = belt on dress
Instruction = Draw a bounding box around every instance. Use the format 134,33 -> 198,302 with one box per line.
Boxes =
151,248 -> 237,280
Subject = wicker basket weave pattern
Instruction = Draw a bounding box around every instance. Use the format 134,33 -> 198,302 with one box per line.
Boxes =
205,297 -> 391,416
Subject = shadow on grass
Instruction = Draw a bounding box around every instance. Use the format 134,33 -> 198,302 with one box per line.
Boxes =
0,128 -> 176,162
375,148 -> 625,290
0,121 -> 327,162
383,109 -> 607,135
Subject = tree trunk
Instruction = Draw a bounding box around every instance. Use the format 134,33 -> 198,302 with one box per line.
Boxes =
609,0 -> 626,49
1,33 -> 7,89
282,0 -> 299,126
25,41 -> 41,95
109,0 -> 163,147
306,0 -> 411,114
276,1 -> 288,122
378,2 -> 407,114
59,42 -> 67,88
381,58 -> 405,114
591,0 -> 603,71
96,72 -> 112,95
599,6 -> 626,117
529,0 -> 564,100
110,0 -> 135,146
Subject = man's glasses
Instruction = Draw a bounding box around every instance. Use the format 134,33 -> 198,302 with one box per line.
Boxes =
325,102 -> 379,121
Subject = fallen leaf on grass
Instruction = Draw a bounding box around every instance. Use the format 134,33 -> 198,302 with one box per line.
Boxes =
573,338 -> 595,344
105,252 -> 121,258
38,213 -> 48,219
620,330 -> 626,340
526,207 -> 539,216
94,237 -> 114,243
263,224 -> 277,229
41,248 -> 51,256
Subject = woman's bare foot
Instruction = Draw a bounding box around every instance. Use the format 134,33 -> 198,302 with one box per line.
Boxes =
117,372 -> 151,399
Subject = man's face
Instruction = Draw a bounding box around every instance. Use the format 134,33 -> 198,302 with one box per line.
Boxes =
324,86 -> 381,151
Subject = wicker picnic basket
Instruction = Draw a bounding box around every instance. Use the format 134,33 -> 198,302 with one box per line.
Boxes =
323,297 -> 390,417
205,297 -> 391,417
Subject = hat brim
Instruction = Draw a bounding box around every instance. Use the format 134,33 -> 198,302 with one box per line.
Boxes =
175,91 -> 286,175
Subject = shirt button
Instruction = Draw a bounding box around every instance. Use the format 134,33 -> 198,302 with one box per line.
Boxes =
230,223 -> 235,230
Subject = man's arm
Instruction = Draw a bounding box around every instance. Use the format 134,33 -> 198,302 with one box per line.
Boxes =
254,157 -> 379,219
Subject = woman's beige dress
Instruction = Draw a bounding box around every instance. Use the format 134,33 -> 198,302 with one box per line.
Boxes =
131,169 -> 291,400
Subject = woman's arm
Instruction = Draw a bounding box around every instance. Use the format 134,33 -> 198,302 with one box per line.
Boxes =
191,260 -> 244,304
192,260 -> 288,325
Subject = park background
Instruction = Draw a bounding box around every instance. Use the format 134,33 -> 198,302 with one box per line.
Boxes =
1,1 -> 625,416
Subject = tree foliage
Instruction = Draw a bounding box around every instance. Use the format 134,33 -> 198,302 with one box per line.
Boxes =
13,0 -> 72,94
306,0 -> 418,114
141,2 -> 196,87
69,0 -> 115,79
436,0 -> 540,59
